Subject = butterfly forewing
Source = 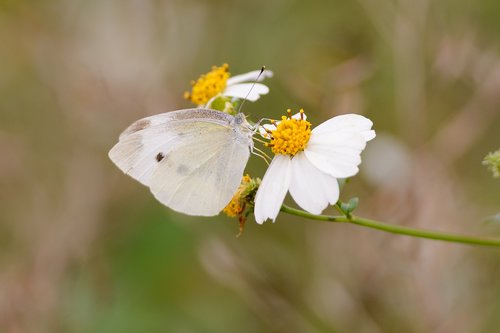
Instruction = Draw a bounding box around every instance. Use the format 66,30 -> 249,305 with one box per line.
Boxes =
109,108 -> 253,216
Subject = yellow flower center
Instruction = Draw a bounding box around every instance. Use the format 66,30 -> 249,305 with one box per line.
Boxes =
223,175 -> 252,217
267,109 -> 311,156
223,199 -> 243,218
184,63 -> 230,105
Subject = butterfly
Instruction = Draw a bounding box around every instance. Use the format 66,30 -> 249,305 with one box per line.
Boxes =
109,108 -> 254,216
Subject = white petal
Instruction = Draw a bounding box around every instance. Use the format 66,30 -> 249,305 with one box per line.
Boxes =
226,69 -> 274,85
258,123 -> 276,138
288,153 -> 339,214
254,155 -> 292,224
290,112 -> 307,120
363,130 -> 376,141
313,114 -> 376,142
304,131 -> 367,178
223,83 -> 269,102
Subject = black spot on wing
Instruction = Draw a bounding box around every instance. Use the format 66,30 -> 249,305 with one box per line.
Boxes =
156,152 -> 165,162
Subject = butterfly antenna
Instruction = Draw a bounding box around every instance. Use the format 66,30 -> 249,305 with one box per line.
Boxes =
237,66 -> 266,114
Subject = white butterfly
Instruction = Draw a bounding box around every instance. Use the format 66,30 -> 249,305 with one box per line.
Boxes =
109,108 -> 254,216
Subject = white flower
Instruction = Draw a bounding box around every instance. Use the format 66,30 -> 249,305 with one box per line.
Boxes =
223,69 -> 273,102
254,110 -> 375,223
184,64 -> 273,106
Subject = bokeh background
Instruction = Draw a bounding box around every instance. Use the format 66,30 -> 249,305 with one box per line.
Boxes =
1,0 -> 500,332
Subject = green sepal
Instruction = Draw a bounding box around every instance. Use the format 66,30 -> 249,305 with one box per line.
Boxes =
341,197 -> 359,214
209,96 -> 231,112
337,178 -> 349,191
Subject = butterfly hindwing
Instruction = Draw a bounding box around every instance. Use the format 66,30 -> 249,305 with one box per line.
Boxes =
149,125 -> 250,216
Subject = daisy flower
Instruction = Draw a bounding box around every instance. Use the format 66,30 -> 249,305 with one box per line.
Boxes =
254,109 -> 375,223
184,63 -> 273,107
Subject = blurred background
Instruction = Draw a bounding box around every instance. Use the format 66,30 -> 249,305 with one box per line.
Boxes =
1,0 -> 500,332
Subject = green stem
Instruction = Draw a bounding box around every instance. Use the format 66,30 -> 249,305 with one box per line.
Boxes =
333,202 -> 345,216
280,205 -> 500,247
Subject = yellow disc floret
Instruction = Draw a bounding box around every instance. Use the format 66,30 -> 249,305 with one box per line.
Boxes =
223,199 -> 243,218
223,175 -> 252,217
267,109 -> 311,156
184,63 -> 230,105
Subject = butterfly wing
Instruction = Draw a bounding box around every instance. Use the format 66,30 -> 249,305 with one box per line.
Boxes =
109,109 -> 252,216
